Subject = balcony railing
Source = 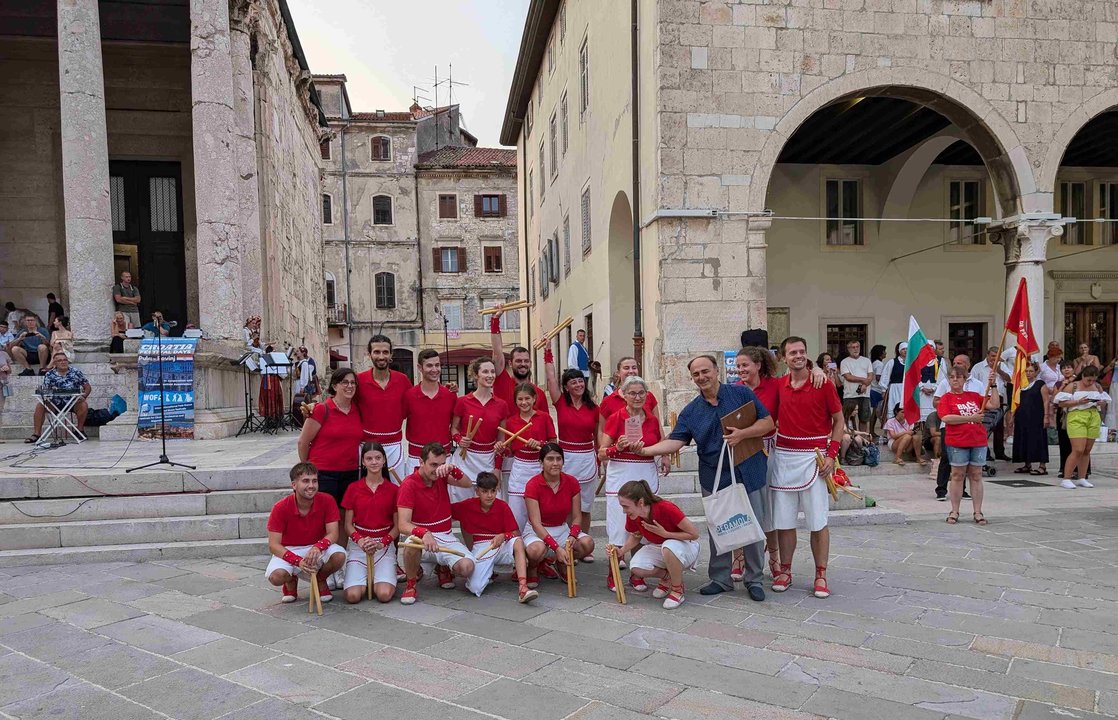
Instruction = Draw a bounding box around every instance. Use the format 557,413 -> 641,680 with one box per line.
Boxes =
326,304 -> 347,326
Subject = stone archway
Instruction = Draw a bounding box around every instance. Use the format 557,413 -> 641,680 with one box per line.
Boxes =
1038,88 -> 1118,196
607,190 -> 635,365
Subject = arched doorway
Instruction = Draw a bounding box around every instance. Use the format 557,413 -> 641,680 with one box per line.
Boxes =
607,191 -> 635,367
391,349 -> 414,383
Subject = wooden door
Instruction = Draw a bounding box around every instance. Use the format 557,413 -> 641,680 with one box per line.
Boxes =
1064,303 -> 1116,365
948,322 -> 987,367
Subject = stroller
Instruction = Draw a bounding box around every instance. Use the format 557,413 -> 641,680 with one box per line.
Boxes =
980,407 -> 1001,477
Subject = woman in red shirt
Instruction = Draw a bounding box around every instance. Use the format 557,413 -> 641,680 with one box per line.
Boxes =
938,367 -> 999,525
522,443 -> 595,589
611,479 -> 700,610
499,382 -> 557,531
297,368 -> 364,507
600,375 -> 662,591
544,349 -> 599,555
341,442 -> 399,604
451,358 -> 509,504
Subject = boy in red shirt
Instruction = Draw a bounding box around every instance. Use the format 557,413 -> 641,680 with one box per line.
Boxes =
265,462 -> 347,604
452,471 -> 537,602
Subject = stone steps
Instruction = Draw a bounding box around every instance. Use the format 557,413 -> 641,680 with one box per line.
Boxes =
0,488 -> 288,525
0,512 -> 270,550
0,537 -> 267,567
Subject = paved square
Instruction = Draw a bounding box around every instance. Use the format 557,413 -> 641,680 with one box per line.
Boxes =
1,508 -> 1117,720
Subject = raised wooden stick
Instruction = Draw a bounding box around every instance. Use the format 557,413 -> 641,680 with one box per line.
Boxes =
497,422 -> 533,445
534,316 -> 574,348
397,540 -> 467,558
308,572 -> 323,615
565,538 -> 577,598
366,553 -> 374,601
480,300 -> 531,315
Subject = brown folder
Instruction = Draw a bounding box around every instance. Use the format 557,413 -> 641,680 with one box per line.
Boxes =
720,401 -> 765,466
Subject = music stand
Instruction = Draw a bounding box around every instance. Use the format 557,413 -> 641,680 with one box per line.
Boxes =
126,328 -> 198,472
259,351 -> 292,434
234,350 -> 264,437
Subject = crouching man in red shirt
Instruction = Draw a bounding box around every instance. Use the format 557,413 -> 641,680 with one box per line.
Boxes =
265,462 -> 347,604
396,442 -> 477,605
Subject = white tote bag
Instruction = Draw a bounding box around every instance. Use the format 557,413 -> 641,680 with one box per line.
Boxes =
703,440 -> 765,555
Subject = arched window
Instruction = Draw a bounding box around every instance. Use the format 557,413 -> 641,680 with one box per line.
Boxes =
372,195 -> 393,225
371,135 -> 391,161
321,193 -> 333,225
374,272 -> 396,309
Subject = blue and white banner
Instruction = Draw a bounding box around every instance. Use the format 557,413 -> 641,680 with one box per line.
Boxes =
137,338 -> 198,440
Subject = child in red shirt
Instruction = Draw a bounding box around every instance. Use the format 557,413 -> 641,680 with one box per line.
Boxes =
612,480 -> 700,610
452,472 -> 537,603
340,442 -> 399,604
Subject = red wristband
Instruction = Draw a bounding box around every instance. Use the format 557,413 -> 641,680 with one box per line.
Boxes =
544,535 -> 559,551
282,550 -> 303,566
381,534 -> 393,547
826,440 -> 840,459
449,466 -> 464,479
606,445 -> 622,459
313,537 -> 332,551
490,316 -> 501,334
349,531 -> 364,544
412,526 -> 428,538
569,524 -> 581,538
544,348 -> 554,364
504,532 -> 516,541
452,432 -> 464,444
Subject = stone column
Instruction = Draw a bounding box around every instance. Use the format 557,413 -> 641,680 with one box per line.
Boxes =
57,0 -> 115,347
191,0 -> 243,341
1002,221 -> 1059,351
229,2 -> 262,318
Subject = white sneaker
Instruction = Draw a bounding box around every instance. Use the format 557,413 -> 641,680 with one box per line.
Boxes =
1060,479 -> 1076,489
332,569 -> 345,589
1076,478 -> 1094,488
662,590 -> 685,610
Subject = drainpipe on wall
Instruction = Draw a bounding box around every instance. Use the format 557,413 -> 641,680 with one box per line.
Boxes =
521,138 -> 532,357
340,123 -> 354,367
631,0 -> 644,370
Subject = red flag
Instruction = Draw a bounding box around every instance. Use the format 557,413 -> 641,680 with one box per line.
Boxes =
1005,278 -> 1038,411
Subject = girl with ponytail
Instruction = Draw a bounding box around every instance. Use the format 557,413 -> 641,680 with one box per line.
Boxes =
612,480 -> 700,610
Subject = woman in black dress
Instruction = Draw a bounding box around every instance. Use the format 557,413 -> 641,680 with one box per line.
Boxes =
1012,362 -> 1049,475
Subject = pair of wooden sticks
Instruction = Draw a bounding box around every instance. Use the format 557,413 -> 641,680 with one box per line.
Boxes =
479,299 -> 531,315
565,538 -> 577,598
607,545 -> 627,604
397,537 -> 467,557
534,316 -> 573,349
458,415 -> 483,458
308,572 -> 323,615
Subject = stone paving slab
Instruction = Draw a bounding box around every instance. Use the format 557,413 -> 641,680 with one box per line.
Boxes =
1,510 -> 1117,719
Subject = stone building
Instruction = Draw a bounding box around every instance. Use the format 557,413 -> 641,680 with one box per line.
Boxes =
0,0 -> 327,438
502,0 -> 1118,410
316,75 -> 519,386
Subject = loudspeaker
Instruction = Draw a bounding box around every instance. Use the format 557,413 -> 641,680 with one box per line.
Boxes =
739,329 -> 769,349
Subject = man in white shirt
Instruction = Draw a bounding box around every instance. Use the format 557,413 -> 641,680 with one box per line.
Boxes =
839,340 -> 874,433
970,346 -> 1012,460
566,329 -> 590,379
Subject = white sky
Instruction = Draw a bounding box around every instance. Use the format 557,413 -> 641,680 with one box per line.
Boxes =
287,0 -> 531,147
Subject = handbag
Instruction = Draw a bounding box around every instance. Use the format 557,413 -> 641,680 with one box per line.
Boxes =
704,440 -> 765,555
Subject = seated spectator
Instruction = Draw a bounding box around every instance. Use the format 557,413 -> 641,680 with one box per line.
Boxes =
4,302 -> 23,332
47,316 -> 74,370
885,404 -> 926,466
110,311 -> 128,353
10,316 -> 50,376
0,319 -> 15,349
26,351 -> 90,442
0,346 -> 11,398
142,311 -> 172,337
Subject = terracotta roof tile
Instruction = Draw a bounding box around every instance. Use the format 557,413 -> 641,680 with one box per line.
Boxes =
417,147 -> 517,168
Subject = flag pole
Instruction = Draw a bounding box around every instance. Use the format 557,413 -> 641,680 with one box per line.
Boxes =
983,327 -> 1010,408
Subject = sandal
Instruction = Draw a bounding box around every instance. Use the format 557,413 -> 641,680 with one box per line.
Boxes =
973,512 -> 987,526
1030,469 -> 1047,476
765,546 -> 780,579
772,564 -> 792,593
813,566 -> 830,599
730,550 -> 745,582
1014,466 -> 1032,474
892,458 -> 905,466
946,511 -> 959,524
24,436 -> 38,444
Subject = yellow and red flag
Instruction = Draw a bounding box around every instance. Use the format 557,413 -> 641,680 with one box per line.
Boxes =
1005,278 -> 1039,411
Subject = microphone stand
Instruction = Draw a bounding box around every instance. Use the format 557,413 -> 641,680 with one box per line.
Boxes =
127,324 -> 196,472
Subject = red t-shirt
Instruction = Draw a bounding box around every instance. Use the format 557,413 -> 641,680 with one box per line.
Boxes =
453,393 -> 509,450
267,492 -> 340,547
599,389 -> 658,420
625,499 -> 687,546
523,472 -> 582,527
494,370 -> 549,415
451,497 -> 519,540
555,396 -> 598,448
603,409 -> 662,461
503,412 -> 557,460
341,477 -> 398,535
355,369 -> 411,441
403,384 -> 456,454
774,376 -> 841,449
308,399 -> 365,472
937,391 -> 988,448
740,376 -> 780,438
396,471 -> 453,533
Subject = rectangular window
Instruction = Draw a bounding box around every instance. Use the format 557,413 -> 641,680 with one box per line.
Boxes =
1060,181 -> 1087,245
948,322 -> 987,367
559,3 -> 566,40
948,179 -> 983,245
539,144 -> 546,199
528,171 -> 534,220
825,179 -> 862,246
442,301 -> 463,331
824,324 -> 867,364
372,195 -> 393,225
319,138 -> 331,160
549,113 -> 558,178
1100,182 -> 1118,245
562,214 -> 571,275
434,246 -> 465,273
526,102 -> 533,138
374,273 -> 396,309
476,194 -> 505,218
548,36 -> 555,74
371,136 -> 391,161
560,93 -> 569,155
484,245 -> 504,273
540,250 -> 550,299
580,187 -> 591,254
549,234 -> 560,284
438,194 -> 457,219
579,37 -> 589,117
321,194 -> 333,225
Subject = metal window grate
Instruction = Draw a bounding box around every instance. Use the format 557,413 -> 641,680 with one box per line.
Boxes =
149,177 -> 179,232
110,176 -> 125,232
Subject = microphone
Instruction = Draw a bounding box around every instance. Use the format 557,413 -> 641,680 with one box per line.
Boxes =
167,321 -> 179,328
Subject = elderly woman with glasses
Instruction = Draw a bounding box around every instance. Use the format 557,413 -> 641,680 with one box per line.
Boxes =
598,375 -> 663,593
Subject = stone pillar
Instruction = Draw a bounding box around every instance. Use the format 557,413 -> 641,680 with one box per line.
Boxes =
229,3 -> 262,318
57,0 -> 115,347
1001,221 -> 1059,352
191,0 -> 243,341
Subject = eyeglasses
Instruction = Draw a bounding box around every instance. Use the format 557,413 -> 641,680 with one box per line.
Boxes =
624,390 -> 647,398
336,380 -> 357,386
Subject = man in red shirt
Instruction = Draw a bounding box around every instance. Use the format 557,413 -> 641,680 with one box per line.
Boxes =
452,471 -> 536,602
356,335 -> 412,483
265,462 -> 347,604
490,307 -> 548,481
402,349 -> 457,476
396,442 -> 477,605
769,336 -> 845,600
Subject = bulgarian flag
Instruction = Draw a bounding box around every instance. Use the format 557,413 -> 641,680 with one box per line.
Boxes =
902,316 -> 937,425
1006,278 -> 1039,412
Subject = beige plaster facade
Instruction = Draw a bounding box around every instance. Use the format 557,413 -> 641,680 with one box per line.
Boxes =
503,0 -> 1118,410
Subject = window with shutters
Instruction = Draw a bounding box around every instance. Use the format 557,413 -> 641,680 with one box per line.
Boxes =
1100,182 -> 1118,245
559,3 -> 566,41
371,135 -> 391,161
325,272 -> 337,307
1059,181 -> 1086,245
528,263 -> 536,302
483,245 -> 503,273
538,144 -> 546,200
548,36 -> 555,74
442,301 -> 463,332
580,187 -> 591,255
434,246 -> 465,273
438,194 -> 458,219
374,272 -> 396,309
540,249 -> 550,299
560,93 -> 569,156
321,194 -> 333,225
548,234 -> 560,285
372,195 -> 393,225
549,113 -> 558,178
476,194 -> 504,218
825,179 -> 862,246
579,37 -> 589,118
526,103 -> 533,138
319,138 -> 331,160
562,214 -> 571,275
946,179 -> 982,246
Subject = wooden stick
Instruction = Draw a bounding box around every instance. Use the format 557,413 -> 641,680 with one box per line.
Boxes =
366,553 -> 374,601
982,326 -> 1010,409
565,538 -> 577,598
669,412 -> 681,467
397,540 -> 467,558
497,422 -> 533,444
534,316 -> 574,348
389,468 -> 401,484
607,546 -> 627,604
308,572 -> 323,615
479,300 -> 531,315
459,415 -> 481,459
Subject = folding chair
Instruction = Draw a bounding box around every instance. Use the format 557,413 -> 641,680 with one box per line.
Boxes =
34,389 -> 86,447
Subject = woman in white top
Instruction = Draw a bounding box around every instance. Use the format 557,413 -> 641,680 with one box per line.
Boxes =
868,344 -> 887,438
